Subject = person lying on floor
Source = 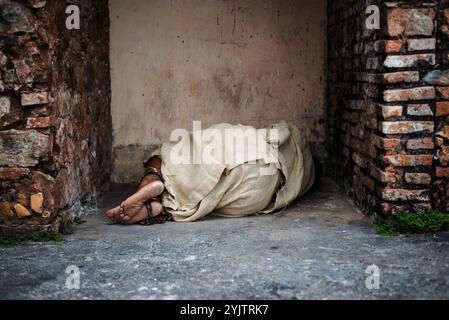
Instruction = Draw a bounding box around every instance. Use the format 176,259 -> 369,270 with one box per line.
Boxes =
105,121 -> 316,225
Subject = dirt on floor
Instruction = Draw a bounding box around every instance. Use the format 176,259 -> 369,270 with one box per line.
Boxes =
1,179 -> 449,300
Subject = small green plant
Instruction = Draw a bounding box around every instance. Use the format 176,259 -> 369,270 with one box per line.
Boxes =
376,210 -> 449,237
0,230 -> 64,246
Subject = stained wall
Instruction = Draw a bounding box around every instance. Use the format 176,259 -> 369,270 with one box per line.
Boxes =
110,0 -> 327,182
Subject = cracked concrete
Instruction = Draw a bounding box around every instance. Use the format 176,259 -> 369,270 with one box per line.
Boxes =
1,179 -> 449,300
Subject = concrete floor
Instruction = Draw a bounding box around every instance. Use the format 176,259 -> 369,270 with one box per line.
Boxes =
1,179 -> 449,300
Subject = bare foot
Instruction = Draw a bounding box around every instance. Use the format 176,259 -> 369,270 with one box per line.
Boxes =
105,206 -> 122,223
104,181 -> 165,225
122,201 -> 163,225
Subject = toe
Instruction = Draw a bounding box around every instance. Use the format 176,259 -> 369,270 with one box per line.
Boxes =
151,202 -> 163,217
105,210 -> 113,218
105,208 -> 119,223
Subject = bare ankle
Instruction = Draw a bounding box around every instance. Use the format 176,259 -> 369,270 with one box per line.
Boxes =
137,174 -> 161,191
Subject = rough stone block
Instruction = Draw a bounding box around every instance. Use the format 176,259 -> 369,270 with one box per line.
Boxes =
374,40 -> 405,53
0,167 -> 30,180
436,167 -> 449,178
436,102 -> 449,117
384,54 -> 435,68
384,87 -> 435,102
14,203 -> 31,218
31,193 -> 43,214
407,104 -> 433,116
21,91 -> 49,106
0,96 -> 24,127
370,165 -> 398,184
380,121 -> 434,134
0,1 -> 36,33
373,136 -> 401,150
382,188 -> 430,201
387,8 -> 435,37
405,173 -> 431,185
378,105 -> 403,118
406,138 -> 434,150
437,126 -> 449,139
0,201 -> 15,218
423,70 -> 449,85
0,96 -> 11,118
383,154 -> 433,167
26,116 -> 55,129
436,87 -> 449,100
26,0 -> 46,9
407,38 -> 436,51
0,130 -> 51,167
381,71 -> 420,84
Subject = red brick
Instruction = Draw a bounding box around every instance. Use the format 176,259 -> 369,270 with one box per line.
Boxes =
407,104 -> 433,116
381,71 -> 420,84
380,203 -> 406,215
413,203 -> 433,212
383,154 -> 433,167
436,87 -> 449,100
378,105 -> 403,118
373,136 -> 401,150
407,38 -> 436,51
380,121 -> 434,134
436,167 -> 449,178
384,54 -> 435,68
387,8 -> 435,37
374,40 -> 405,53
439,146 -> 449,166
382,188 -> 430,201
370,164 -> 398,184
436,101 -> 449,117
404,173 -> 431,185
383,86 -> 435,102
437,127 -> 449,139
406,138 -> 434,150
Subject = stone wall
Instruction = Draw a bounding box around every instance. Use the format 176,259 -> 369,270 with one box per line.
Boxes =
0,0 -> 112,236
328,0 -> 449,218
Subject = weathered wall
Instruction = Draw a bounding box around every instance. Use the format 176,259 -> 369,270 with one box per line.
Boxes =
328,0 -> 449,218
0,0 -> 112,236
328,0 -> 382,217
110,0 -> 327,183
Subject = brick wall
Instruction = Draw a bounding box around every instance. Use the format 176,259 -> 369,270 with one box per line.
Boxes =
0,0 -> 112,236
1,0 -> 447,236
433,0 -> 449,212
328,0 -> 449,218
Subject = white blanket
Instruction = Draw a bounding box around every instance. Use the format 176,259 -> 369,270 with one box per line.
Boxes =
148,121 -> 315,222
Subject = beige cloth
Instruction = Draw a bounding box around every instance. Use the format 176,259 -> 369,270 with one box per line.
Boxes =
147,121 -> 315,222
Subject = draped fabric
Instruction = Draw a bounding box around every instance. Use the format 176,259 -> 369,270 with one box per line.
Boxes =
146,121 -> 315,222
